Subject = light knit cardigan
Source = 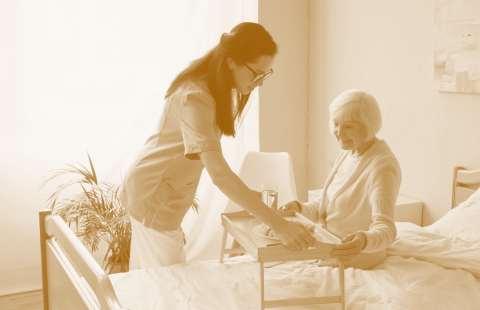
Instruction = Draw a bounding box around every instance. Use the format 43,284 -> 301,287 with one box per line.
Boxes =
299,139 -> 402,269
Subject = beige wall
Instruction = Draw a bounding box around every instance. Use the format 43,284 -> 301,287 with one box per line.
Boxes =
258,0 -> 310,201
308,0 -> 480,226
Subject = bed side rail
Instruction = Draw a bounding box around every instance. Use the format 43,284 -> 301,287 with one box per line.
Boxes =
40,209 -> 127,310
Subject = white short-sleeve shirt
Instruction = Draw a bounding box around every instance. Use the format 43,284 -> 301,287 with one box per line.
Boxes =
121,79 -> 222,231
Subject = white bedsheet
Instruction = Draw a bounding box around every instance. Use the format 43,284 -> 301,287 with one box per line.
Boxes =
109,223 -> 480,310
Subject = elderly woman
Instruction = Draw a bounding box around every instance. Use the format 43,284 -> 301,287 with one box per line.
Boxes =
281,89 -> 402,269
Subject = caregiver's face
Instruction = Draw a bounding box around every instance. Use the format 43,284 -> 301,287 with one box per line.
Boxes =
332,118 -> 368,151
228,55 -> 275,95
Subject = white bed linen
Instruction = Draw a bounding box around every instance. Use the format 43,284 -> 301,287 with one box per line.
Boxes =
426,187 -> 480,242
109,223 -> 480,310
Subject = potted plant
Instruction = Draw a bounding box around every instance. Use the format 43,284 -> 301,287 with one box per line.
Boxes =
41,153 -> 201,274
41,154 -> 131,274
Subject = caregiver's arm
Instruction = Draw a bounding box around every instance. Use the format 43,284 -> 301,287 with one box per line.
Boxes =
199,151 -> 316,251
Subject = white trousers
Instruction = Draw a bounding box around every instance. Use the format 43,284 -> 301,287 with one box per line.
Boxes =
129,216 -> 186,270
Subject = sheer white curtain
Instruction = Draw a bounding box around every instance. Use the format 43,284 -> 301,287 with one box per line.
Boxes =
0,0 -> 257,295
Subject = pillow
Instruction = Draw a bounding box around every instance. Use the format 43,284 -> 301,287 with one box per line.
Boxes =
426,187 -> 480,242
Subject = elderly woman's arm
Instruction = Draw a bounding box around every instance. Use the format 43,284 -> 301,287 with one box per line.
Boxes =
333,160 -> 401,261
281,155 -> 343,220
300,199 -> 322,221
359,161 -> 401,253
280,198 -> 321,222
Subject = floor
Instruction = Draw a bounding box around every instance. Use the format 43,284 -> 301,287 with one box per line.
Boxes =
0,290 -> 43,310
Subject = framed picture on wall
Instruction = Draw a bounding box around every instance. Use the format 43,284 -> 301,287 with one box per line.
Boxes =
434,0 -> 480,93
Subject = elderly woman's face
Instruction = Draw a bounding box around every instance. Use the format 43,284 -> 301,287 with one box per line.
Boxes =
332,118 -> 367,151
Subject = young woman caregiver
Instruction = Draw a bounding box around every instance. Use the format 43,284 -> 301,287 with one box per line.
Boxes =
121,22 -> 316,270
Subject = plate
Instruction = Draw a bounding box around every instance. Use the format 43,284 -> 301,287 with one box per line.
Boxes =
253,224 -> 338,246
252,224 -> 280,241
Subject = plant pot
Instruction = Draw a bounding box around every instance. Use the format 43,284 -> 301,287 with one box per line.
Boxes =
106,255 -> 129,274
106,262 -> 123,274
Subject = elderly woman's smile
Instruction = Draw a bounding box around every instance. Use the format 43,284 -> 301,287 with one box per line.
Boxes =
332,119 -> 377,157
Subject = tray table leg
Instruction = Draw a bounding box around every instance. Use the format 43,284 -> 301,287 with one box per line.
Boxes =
338,261 -> 345,310
228,239 -> 243,258
259,262 -> 265,310
219,228 -> 228,263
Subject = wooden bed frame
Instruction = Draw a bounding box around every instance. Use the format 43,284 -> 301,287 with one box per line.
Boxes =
39,210 -> 126,310
39,166 -> 480,310
452,166 -> 480,208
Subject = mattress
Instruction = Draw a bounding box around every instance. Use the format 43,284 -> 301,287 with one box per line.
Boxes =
109,223 -> 480,310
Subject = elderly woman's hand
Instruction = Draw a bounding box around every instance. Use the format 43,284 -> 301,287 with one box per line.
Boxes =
332,232 -> 366,262
278,200 -> 301,212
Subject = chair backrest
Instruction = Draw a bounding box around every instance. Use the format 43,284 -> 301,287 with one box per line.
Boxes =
223,151 -> 297,213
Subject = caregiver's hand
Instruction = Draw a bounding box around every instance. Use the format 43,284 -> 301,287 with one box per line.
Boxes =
198,151 -> 311,251
332,232 -> 366,262
272,219 -> 316,251
278,200 -> 301,212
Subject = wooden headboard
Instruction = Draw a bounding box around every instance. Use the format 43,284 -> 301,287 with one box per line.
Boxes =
452,166 -> 480,209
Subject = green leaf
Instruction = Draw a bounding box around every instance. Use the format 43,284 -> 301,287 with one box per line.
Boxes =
87,151 -> 98,185
42,153 -> 131,274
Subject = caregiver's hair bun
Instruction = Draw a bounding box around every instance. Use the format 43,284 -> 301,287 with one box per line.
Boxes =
219,22 -> 278,64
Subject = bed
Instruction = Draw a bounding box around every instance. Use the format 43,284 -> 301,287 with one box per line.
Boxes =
39,166 -> 480,310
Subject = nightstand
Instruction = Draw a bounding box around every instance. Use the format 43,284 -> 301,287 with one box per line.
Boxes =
307,189 -> 423,226
394,195 -> 423,226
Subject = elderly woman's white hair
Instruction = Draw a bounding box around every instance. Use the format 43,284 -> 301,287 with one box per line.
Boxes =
329,89 -> 382,141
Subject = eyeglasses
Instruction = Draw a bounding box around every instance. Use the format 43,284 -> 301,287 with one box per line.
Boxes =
244,63 -> 274,82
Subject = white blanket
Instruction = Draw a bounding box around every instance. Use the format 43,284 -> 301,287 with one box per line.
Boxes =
110,223 -> 480,310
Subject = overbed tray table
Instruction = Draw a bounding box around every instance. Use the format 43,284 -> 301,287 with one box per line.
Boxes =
220,210 -> 345,310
